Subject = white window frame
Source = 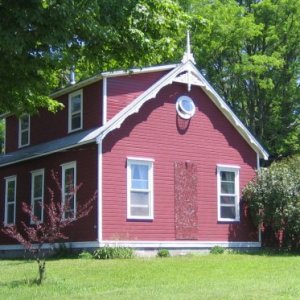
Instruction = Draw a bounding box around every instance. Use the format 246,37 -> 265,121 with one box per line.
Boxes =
18,114 -> 30,148
4,175 -> 17,225
61,161 -> 77,219
217,164 -> 240,222
30,169 -> 45,224
68,90 -> 83,133
127,157 -> 154,220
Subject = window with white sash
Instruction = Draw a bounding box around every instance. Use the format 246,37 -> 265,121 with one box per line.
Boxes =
217,165 -> 240,222
61,162 -> 76,219
127,158 -> 154,219
68,90 -> 83,132
19,114 -> 30,147
31,169 -> 44,223
4,176 -> 17,225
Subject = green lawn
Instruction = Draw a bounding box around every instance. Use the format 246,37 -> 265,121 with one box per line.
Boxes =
1,253 -> 300,299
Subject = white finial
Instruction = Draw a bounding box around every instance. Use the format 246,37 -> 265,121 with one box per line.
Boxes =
187,30 -> 191,55
181,30 -> 195,64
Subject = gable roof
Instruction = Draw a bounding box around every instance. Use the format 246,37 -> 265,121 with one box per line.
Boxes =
0,54 -> 268,167
95,59 -> 269,160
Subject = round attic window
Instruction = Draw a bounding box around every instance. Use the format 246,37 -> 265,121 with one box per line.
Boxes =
176,96 -> 196,119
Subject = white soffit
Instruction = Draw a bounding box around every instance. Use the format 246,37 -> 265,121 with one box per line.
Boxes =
96,60 -> 268,160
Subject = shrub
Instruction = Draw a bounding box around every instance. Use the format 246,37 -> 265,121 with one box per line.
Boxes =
78,250 -> 93,259
157,249 -> 171,258
243,155 -> 300,250
93,246 -> 134,259
210,246 -> 225,254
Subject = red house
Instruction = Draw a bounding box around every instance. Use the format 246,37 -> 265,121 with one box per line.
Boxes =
0,47 -> 268,253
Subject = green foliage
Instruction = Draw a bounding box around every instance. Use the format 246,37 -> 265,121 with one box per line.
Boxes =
210,246 -> 225,254
93,246 -> 134,259
243,155 -> 300,249
182,0 -> 300,158
78,251 -> 93,260
0,0 -> 186,115
157,249 -> 171,257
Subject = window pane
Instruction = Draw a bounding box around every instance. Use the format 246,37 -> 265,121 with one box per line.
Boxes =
221,196 -> 235,204
34,175 -> 43,198
131,191 -> 149,206
221,206 -> 236,219
221,182 -> 235,194
131,206 -> 149,217
221,171 -> 235,182
34,200 -> 42,221
21,131 -> 29,145
131,164 -> 148,189
71,96 -> 81,113
7,181 -> 15,202
64,195 -> 75,218
21,115 -> 29,130
71,114 -> 81,130
7,203 -> 14,223
65,168 -> 75,193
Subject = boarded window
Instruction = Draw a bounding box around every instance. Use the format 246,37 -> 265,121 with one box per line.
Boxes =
174,161 -> 198,240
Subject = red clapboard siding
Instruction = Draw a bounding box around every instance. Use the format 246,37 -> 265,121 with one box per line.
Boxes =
5,81 -> 102,153
0,144 -> 98,245
107,71 -> 169,120
102,82 -> 257,242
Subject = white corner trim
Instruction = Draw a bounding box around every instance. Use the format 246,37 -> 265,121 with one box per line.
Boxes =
102,77 -> 107,125
97,141 -> 103,242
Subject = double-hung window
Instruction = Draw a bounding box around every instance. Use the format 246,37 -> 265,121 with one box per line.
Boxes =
217,165 -> 240,222
127,158 -> 154,219
4,176 -> 17,225
68,90 -> 83,132
31,169 -> 44,223
62,162 -> 76,219
19,114 -> 30,147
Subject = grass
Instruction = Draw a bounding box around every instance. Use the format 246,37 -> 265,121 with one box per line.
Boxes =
1,252 -> 300,299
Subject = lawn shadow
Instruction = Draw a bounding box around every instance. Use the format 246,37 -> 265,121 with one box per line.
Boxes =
228,248 -> 300,257
0,278 -> 39,288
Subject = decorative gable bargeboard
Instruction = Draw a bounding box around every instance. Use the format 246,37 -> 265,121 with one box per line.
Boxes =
0,50 -> 268,251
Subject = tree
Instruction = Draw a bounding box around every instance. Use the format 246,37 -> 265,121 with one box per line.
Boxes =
1,172 -> 95,285
243,156 -> 300,249
0,0 -> 186,115
181,0 -> 300,158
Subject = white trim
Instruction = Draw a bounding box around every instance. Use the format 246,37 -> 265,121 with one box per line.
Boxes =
256,152 -> 261,171
30,169 -> 45,224
68,90 -> 83,133
127,158 -> 154,220
50,64 -> 177,99
127,156 -> 155,162
97,141 -> 103,242
61,161 -> 77,219
102,77 -> 107,125
217,165 -> 240,222
18,114 -> 30,148
0,240 -> 260,251
4,175 -> 17,225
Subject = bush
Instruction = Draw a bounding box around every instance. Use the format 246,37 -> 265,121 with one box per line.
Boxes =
210,246 -> 225,254
93,246 -> 134,259
78,250 -> 93,259
243,155 -> 300,250
157,249 -> 170,258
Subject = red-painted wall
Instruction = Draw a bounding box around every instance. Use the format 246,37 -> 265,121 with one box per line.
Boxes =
102,83 -> 258,242
0,144 -> 98,245
5,81 -> 102,153
107,71 -> 169,120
